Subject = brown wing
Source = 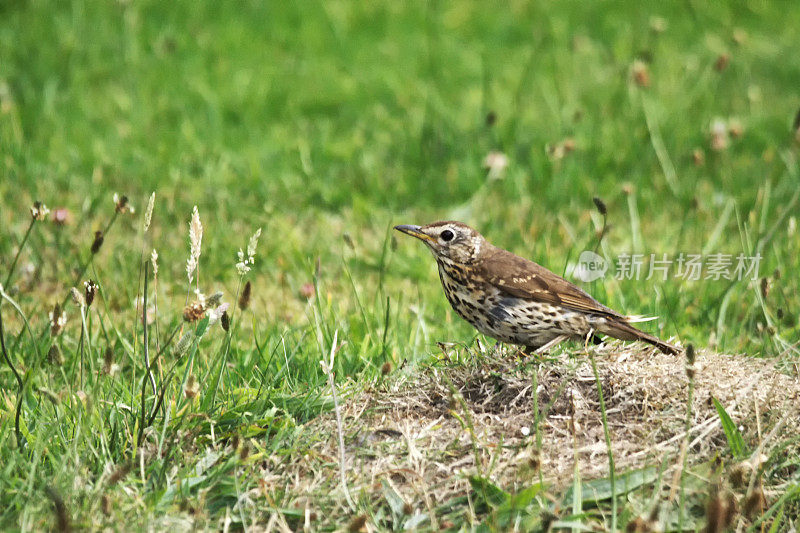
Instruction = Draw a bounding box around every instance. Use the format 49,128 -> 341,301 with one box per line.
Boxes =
479,247 -> 624,319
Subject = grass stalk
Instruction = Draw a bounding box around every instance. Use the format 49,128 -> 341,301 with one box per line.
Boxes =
0,299 -> 24,446
322,330 -> 355,511
678,345 -> 697,531
588,350 -> 617,532
3,218 -> 35,290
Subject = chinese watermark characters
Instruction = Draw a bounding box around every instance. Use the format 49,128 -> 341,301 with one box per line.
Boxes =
572,252 -> 762,282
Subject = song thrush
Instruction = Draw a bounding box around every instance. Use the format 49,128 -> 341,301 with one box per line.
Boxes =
395,221 -> 679,355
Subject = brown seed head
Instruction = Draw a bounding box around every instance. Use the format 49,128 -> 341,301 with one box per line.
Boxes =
91,231 -> 104,254
743,487 -> 766,519
239,280 -> 252,310
50,303 -> 66,336
48,344 -> 64,366
84,280 -> 98,307
184,374 -> 199,399
704,487 -> 729,533
220,310 -> 230,332
183,302 -> 205,322
714,54 -> 730,72
347,515 -> 367,532
592,197 -> 607,216
114,194 -> 132,214
380,361 -> 392,375
103,347 -> 114,375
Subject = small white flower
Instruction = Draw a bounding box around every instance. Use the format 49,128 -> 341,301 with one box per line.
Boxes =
30,202 -> 50,221
482,151 -> 509,180
520,426 -> 531,437
235,228 -> 262,276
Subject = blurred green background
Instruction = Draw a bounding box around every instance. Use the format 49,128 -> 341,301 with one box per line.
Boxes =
3,0 -> 798,355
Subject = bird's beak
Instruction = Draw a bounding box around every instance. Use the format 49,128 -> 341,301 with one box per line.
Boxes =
394,224 -> 434,242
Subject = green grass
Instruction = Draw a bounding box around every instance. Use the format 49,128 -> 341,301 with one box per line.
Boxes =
1,0 -> 799,530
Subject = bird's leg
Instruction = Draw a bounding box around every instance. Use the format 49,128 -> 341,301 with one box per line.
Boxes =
583,328 -> 596,353
533,335 -> 569,355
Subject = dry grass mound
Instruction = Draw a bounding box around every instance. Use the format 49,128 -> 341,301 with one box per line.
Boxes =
259,343 -> 800,527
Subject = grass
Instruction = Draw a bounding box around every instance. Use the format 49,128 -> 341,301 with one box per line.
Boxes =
1,0 -> 799,530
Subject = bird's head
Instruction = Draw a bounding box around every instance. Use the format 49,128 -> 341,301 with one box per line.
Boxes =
394,221 -> 486,264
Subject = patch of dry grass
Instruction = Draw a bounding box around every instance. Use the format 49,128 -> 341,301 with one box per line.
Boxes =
255,343 -> 800,528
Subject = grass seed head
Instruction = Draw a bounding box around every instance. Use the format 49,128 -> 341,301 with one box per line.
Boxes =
49,303 -> 66,336
347,514 -> 367,532
239,280 -> 252,310
714,53 -> 730,71
143,192 -> 155,232
48,344 -> 64,366
174,330 -> 194,357
30,201 -> 50,221
150,248 -> 159,276
83,280 -> 98,307
90,231 -> 104,254
592,196 -> 607,216
70,288 -> 85,308
184,374 -> 199,399
220,310 -> 230,331
186,205 -> 203,283
183,302 -> 205,322
743,487 -> 766,519
704,486 -> 736,533
102,347 -> 114,375
113,193 -> 134,214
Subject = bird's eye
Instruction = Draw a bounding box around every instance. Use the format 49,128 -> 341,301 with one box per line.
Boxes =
440,229 -> 455,242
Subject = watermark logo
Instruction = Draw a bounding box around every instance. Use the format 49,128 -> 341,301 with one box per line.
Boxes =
569,252 -> 762,282
572,250 -> 608,282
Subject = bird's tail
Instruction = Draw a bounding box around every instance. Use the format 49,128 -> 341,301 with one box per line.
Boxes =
598,318 -> 681,355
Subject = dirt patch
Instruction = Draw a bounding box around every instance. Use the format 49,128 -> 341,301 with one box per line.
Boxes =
260,343 -> 800,524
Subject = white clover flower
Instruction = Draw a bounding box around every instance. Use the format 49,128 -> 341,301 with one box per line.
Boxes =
30,201 -> 50,221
